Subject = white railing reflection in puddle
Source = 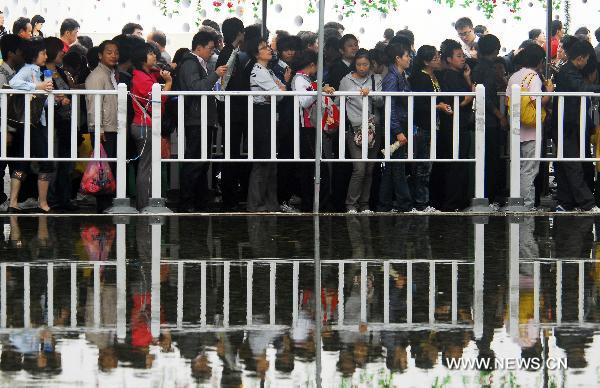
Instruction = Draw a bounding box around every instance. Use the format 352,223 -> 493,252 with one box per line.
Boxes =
0,221 -> 596,341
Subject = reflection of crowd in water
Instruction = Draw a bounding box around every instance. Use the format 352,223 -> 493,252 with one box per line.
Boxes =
0,215 -> 599,382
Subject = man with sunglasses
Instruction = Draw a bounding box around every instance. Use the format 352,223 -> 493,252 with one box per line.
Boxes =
455,17 -> 479,60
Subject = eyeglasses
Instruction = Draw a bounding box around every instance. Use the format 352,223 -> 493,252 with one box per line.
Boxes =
259,45 -> 272,51
458,29 -> 473,38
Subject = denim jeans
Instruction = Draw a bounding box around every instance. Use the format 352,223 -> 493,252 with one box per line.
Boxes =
408,133 -> 432,210
378,146 -> 412,211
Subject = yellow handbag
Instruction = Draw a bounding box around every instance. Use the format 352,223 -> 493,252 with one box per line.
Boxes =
519,72 -> 546,127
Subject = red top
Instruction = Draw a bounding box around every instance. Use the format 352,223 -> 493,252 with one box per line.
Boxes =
62,40 -> 70,53
131,69 -> 166,126
551,36 -> 559,59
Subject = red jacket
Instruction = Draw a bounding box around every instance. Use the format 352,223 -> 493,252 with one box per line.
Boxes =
131,69 -> 166,126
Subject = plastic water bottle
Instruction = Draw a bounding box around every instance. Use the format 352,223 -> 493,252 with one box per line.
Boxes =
43,69 -> 53,80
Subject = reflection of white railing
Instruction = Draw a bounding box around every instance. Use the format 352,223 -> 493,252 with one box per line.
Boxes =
0,221 -> 597,338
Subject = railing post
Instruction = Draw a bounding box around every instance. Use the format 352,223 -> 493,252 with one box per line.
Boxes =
504,84 -> 528,212
106,83 -> 138,214
467,84 -> 490,212
143,83 -> 172,213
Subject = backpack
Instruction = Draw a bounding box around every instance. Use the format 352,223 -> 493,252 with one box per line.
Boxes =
291,72 -> 340,133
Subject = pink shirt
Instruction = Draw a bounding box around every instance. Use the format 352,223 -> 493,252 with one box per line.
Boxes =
506,68 -> 543,142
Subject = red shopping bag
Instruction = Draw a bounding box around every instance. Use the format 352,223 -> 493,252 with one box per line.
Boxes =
80,144 -> 116,195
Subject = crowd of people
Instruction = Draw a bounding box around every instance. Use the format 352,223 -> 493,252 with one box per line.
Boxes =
0,12 -> 599,213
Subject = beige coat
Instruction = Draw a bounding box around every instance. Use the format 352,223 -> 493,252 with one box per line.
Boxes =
85,63 -> 118,133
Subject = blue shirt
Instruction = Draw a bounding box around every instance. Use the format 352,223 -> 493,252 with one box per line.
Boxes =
9,63 -> 47,126
382,64 -> 410,141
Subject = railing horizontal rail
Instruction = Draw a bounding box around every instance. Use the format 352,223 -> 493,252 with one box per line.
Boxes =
161,90 -> 476,97
0,89 -> 118,95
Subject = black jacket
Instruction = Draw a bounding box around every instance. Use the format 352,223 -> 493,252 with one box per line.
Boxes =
553,61 -> 600,136
215,44 -> 250,117
409,70 -> 438,133
177,52 -> 219,127
472,57 -> 500,128
327,58 -> 351,90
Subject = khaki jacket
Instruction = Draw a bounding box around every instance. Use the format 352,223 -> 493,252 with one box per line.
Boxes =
85,63 -> 118,133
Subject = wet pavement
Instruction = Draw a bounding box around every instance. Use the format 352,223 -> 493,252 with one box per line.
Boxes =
0,215 -> 599,387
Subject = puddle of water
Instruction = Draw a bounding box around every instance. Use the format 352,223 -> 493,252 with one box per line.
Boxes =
0,215 -> 599,386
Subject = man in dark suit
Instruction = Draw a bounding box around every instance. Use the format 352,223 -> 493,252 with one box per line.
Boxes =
178,30 -> 228,212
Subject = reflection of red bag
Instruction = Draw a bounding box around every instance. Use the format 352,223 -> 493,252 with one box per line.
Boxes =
80,225 -> 116,261
80,144 -> 116,195
161,136 -> 170,159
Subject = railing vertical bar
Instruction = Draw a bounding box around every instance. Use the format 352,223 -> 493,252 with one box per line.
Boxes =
246,261 -> 253,325
556,261 -> 562,325
151,84 -> 163,199
200,261 -> 206,326
510,84 -> 522,199
451,262 -> 457,324
0,94 -> 7,158
580,97 -> 587,159
430,96 -> 437,160
533,261 -> 540,324
224,261 -> 230,327
407,96 -> 414,160
360,261 -> 367,323
24,94 -> 31,158
0,264 -> 6,328
201,95 -> 208,160
293,96 -> 300,160
338,262 -> 344,325
47,92 -> 54,158
578,261 -> 584,324
178,95 -> 185,159
93,95 -> 101,159
271,95 -> 277,160
383,261 -> 389,324
558,96 -> 564,159
224,95 -> 231,159
93,262 -> 100,328
406,262 -> 412,324
292,261 -> 299,326
429,262 -> 435,324
270,262 -> 276,325
247,96 -> 254,160
177,261 -> 184,329
24,264 -> 30,328
361,96 -> 369,160
339,96 -> 346,160
452,95 -> 459,159
116,84 -> 127,199
70,263 -> 77,328
535,96 -> 542,159
384,96 -> 391,160
47,263 -> 54,327
70,94 -> 78,158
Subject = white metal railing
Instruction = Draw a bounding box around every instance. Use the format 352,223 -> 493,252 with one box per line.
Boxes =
150,84 -> 488,209
3,82 -> 599,213
0,84 -> 132,211
507,86 -> 600,205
